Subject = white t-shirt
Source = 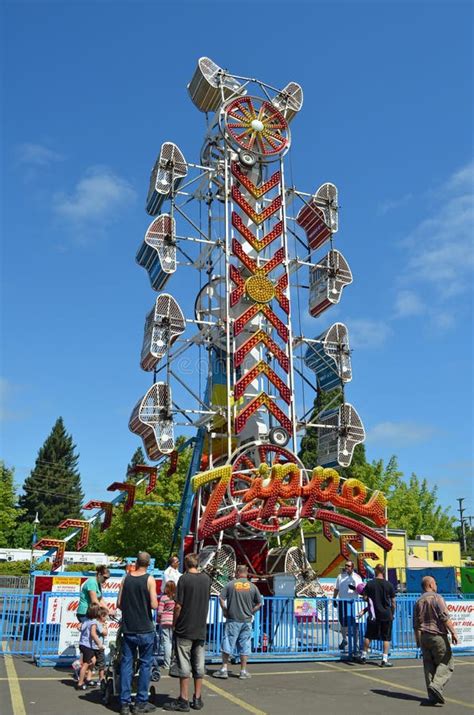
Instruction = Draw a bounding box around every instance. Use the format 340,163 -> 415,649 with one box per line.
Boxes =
335,570 -> 362,599
161,565 -> 181,593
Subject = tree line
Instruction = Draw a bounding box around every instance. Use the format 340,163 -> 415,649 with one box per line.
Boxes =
0,410 -> 467,567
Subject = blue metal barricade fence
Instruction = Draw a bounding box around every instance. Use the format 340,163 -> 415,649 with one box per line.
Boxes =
0,592 -> 42,656
1,591 -> 473,665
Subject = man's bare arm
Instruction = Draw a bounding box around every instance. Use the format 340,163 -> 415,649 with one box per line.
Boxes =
446,618 -> 458,645
148,575 -> 159,610
173,602 -> 182,629
117,580 -> 124,611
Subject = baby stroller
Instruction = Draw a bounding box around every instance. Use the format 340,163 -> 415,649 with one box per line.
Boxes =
102,617 -> 160,707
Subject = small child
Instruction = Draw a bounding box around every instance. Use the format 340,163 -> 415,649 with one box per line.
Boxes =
157,580 -> 176,669
77,604 -> 108,690
91,606 -> 108,686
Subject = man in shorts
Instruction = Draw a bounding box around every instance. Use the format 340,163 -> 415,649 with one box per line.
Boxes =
163,553 -> 211,712
213,565 -> 262,680
358,563 -> 396,667
333,560 -> 362,651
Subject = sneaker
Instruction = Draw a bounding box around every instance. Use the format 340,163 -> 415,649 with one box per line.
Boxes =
72,659 -> 81,680
339,639 -> 348,650
85,679 -> 98,687
163,699 -> 190,712
191,696 -> 203,711
239,670 -> 251,679
135,703 -> 157,713
120,706 -> 131,715
76,683 -> 87,691
212,668 -> 228,679
380,660 -> 393,667
428,686 -> 445,704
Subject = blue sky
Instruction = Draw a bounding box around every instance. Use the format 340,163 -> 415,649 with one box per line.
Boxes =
1,1 -> 473,526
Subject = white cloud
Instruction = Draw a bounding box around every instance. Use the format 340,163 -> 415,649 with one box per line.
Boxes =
377,192 -> 413,216
401,160 -> 474,299
445,162 -> 474,191
53,166 -> 136,223
429,310 -> 456,331
366,421 -> 437,447
347,318 -> 392,349
16,142 -> 64,166
391,160 -> 474,330
394,290 -> 425,317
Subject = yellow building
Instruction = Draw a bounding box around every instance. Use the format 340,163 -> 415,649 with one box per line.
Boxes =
302,526 -> 462,586
408,538 -> 461,568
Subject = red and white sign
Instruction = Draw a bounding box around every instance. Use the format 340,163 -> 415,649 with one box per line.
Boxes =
46,595 -> 62,624
57,595 -> 121,656
446,600 -> 474,649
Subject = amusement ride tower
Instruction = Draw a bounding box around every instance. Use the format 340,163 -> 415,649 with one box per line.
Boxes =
35,58 -> 392,588
129,57 -> 389,594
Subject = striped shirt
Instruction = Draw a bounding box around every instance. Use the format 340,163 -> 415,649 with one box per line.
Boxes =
413,592 -> 450,635
158,594 -> 175,629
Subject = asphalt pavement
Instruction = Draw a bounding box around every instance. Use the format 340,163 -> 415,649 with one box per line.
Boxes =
1,656 -> 473,715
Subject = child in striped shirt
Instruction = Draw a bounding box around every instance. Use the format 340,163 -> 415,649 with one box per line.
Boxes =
158,580 -> 176,669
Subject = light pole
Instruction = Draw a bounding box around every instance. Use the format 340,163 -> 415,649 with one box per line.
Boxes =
457,498 -> 467,553
29,512 -> 40,590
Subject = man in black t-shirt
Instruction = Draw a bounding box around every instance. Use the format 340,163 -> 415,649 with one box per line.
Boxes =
358,564 -> 396,667
163,553 -> 211,713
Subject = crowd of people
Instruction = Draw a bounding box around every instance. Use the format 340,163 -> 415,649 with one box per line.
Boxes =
73,557 -> 459,712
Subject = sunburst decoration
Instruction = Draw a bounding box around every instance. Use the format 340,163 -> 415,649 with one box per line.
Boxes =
224,96 -> 289,157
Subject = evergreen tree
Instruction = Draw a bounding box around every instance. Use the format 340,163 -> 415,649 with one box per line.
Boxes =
19,417 -> 84,528
100,439 -> 191,566
126,446 -> 148,483
0,461 -> 25,547
298,387 -> 354,469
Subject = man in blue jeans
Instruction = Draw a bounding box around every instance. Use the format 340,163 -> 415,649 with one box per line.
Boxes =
117,551 -> 158,715
213,565 -> 262,680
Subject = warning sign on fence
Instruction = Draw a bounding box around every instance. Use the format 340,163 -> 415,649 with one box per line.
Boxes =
44,593 -> 121,656
52,577 -> 81,594
446,600 -> 474,648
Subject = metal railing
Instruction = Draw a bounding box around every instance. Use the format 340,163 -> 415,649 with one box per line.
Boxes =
0,575 -> 29,591
0,592 -> 43,656
1,591 -> 472,665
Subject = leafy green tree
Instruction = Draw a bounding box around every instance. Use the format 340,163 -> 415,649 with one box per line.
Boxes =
298,394 -> 457,542
19,417 -> 84,528
387,471 -> 456,540
336,455 -> 456,539
0,462 -> 25,546
100,440 -> 191,566
83,520 -> 105,553
9,521 -> 36,548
